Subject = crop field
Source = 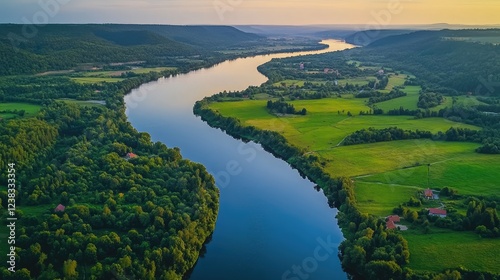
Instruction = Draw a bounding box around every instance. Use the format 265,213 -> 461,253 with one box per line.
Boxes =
355,181 -> 422,217
272,79 -> 324,87
357,150 -> 500,197
71,77 -> 124,84
210,98 -> 478,152
376,85 -> 421,111
337,76 -> 376,86
0,102 -> 42,119
403,228 -> 500,273
57,99 -> 106,107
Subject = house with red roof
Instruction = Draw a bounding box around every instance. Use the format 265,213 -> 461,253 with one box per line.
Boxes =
386,220 -> 397,229
125,152 -> 138,160
54,204 -> 65,212
386,215 -> 401,230
387,215 -> 401,223
424,188 -> 434,199
429,208 -> 447,218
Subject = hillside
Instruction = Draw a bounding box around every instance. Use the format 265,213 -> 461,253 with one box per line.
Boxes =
345,29 -> 500,96
0,24 -> 262,75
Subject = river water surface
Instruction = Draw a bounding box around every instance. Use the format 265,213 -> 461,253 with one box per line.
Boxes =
124,40 -> 355,280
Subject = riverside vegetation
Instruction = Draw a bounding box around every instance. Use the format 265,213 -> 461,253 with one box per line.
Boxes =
0,24 -> 326,279
194,29 -> 500,279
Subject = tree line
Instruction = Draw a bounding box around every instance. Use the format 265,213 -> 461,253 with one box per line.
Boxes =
266,100 -> 307,115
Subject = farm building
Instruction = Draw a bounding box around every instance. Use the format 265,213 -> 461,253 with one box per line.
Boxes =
386,220 -> 397,229
125,152 -> 138,160
429,208 -> 447,218
386,215 -> 401,230
387,215 -> 401,223
54,204 -> 66,212
424,188 -> 434,199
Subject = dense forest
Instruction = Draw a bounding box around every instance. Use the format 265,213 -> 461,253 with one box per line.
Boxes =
1,101 -> 219,279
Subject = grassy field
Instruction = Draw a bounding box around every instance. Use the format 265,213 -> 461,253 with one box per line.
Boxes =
57,99 -> 106,107
71,77 -> 125,84
211,98 -> 478,153
0,102 -> 42,119
338,76 -> 376,87
355,181 -> 422,217
357,150 -> 500,197
272,79 -> 324,87
376,85 -> 421,111
403,228 -> 500,273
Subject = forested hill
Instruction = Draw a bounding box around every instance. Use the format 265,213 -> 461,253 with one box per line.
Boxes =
0,24 -> 261,75
345,29 -> 500,95
343,29 -> 412,46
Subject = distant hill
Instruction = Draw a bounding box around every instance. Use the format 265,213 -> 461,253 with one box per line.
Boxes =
0,24 -> 262,75
344,29 -> 413,46
345,29 -> 500,95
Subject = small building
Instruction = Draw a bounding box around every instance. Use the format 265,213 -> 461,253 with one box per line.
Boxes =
387,215 -> 401,223
125,152 -> 138,160
424,188 -> 434,199
54,204 -> 66,212
299,63 -> 305,70
386,220 -> 397,229
429,208 -> 447,218
378,69 -> 385,75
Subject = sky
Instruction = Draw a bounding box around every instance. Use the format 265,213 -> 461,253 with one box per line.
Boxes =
1,0 -> 499,26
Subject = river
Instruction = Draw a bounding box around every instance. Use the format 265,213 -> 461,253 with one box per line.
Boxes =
124,40 -> 355,280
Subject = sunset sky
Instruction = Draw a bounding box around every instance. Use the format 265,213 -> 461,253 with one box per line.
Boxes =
1,0 -> 499,26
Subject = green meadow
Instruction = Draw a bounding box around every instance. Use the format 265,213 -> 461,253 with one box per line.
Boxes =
0,102 -> 42,119
57,99 -> 106,107
71,77 -> 125,84
376,85 -> 421,111
403,228 -> 500,274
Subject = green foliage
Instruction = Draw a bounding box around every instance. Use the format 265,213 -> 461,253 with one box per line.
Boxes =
418,93 -> 445,109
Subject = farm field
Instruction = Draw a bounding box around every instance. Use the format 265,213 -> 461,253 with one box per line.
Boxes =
210,98 -> 479,152
0,102 -> 42,119
357,151 -> 500,197
70,77 -> 124,84
403,228 -> 500,274
376,85 -> 421,111
57,99 -> 106,107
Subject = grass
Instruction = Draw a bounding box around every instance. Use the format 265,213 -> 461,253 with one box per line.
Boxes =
338,76 -> 376,87
322,140 -> 480,178
71,77 -> 124,84
129,67 -> 177,74
57,99 -> 106,107
0,102 -> 42,119
272,79 -> 324,87
355,181 -> 421,217
403,228 -> 500,273
357,150 -> 500,197
376,86 -> 421,111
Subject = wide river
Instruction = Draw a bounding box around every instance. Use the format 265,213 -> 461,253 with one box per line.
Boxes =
125,40 -> 355,280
